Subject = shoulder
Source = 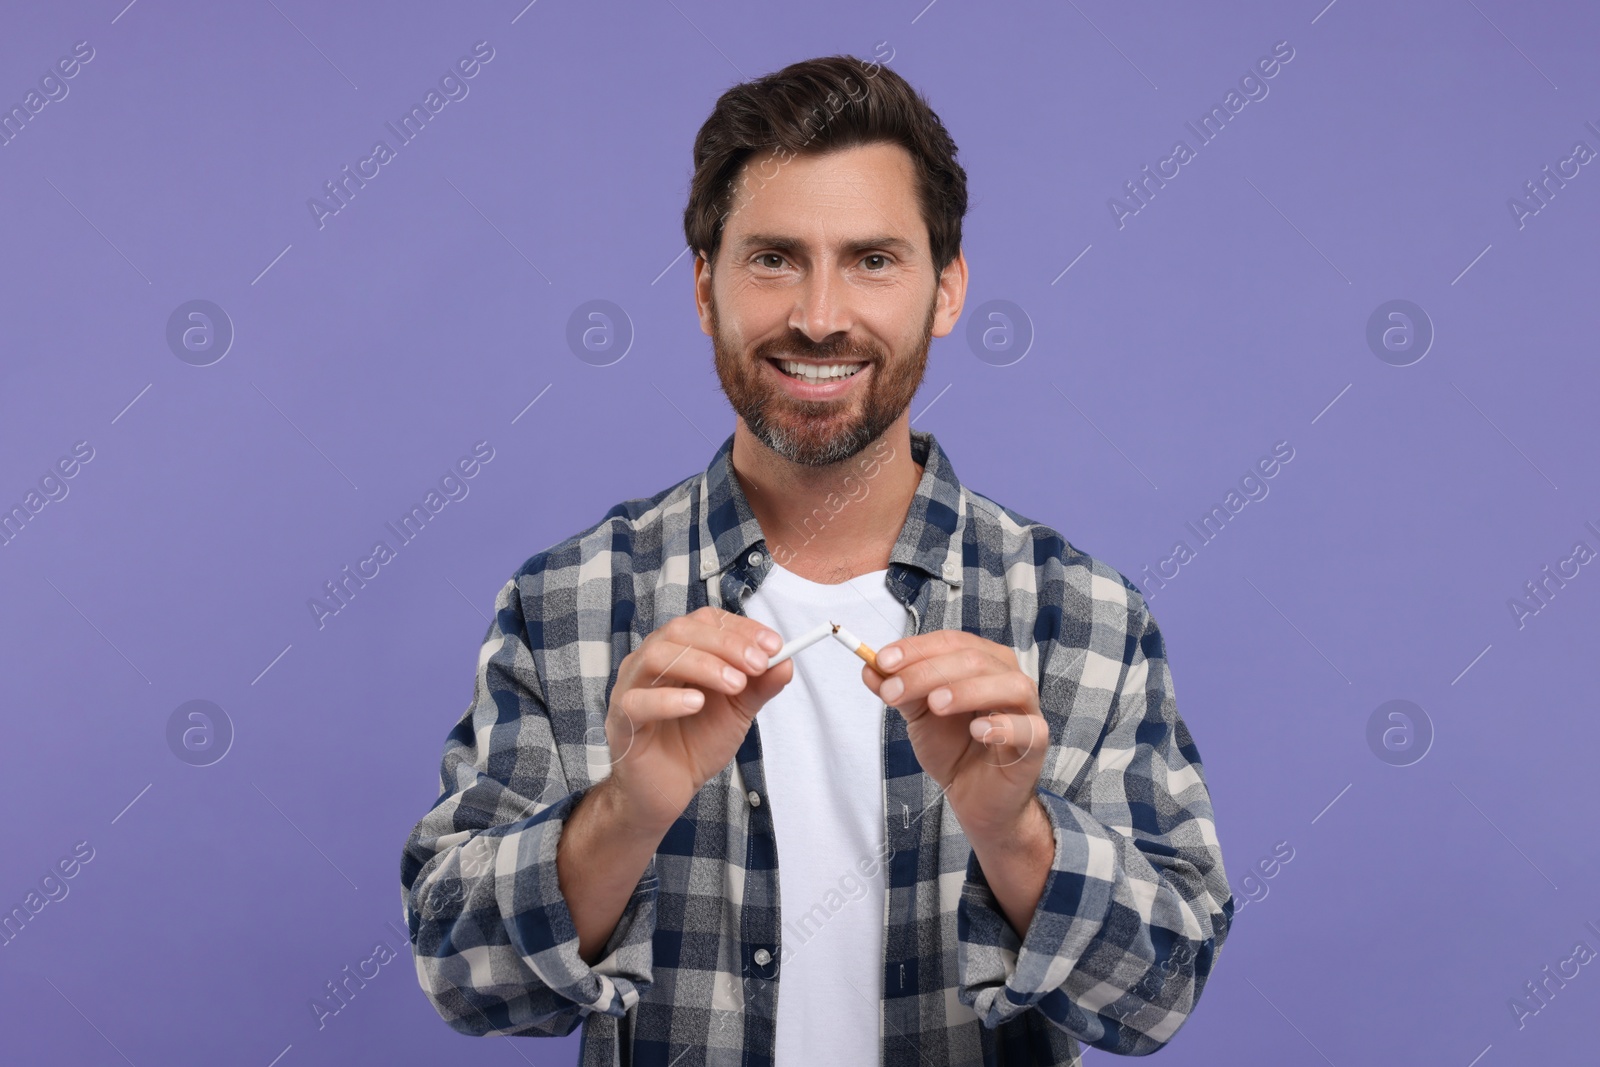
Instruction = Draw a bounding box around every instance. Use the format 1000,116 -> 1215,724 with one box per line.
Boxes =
503,470 -> 703,605
962,485 -> 1154,633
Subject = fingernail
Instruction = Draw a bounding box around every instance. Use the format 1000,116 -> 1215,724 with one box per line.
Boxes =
880,677 -> 903,702
973,719 -> 992,741
683,690 -> 704,709
757,630 -> 782,653
744,646 -> 769,670
723,666 -> 744,687
927,687 -> 951,710
878,646 -> 902,669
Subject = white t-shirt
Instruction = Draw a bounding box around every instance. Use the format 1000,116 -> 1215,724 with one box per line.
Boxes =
741,560 -> 908,1066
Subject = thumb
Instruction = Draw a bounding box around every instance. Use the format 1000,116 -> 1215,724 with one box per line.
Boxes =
743,658 -> 794,710
969,711 -> 1046,756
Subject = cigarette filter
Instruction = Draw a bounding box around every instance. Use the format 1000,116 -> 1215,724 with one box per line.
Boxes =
829,623 -> 879,671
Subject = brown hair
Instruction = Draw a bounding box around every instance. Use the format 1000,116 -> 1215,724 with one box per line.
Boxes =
683,54 -> 967,274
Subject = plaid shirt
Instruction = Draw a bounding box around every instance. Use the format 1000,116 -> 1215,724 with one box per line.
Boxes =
400,429 -> 1233,1066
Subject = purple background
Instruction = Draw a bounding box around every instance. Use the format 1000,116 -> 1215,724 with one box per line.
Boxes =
2,1 -> 1596,1063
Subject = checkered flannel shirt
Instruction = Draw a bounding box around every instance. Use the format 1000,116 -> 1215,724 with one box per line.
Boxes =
400,429 -> 1233,1066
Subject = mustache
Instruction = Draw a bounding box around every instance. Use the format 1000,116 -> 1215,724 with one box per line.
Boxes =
754,330 -> 883,364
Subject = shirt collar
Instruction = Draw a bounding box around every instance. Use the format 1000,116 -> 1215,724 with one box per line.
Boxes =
696,429 -> 967,588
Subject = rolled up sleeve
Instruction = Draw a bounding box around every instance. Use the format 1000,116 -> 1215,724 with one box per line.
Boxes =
956,602 -> 1233,1054
399,574 -> 657,1037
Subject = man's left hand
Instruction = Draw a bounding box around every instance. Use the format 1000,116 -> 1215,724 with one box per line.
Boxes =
864,630 -> 1048,839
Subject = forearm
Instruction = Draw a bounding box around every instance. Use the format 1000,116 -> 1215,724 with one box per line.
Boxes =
964,791 -> 1055,938
557,776 -> 669,965
958,785 -> 1230,1051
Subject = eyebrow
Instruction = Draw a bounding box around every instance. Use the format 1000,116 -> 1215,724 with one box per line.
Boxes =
731,233 -> 919,258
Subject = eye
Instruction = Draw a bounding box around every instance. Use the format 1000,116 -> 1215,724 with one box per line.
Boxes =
756,253 -> 787,270
861,254 -> 888,270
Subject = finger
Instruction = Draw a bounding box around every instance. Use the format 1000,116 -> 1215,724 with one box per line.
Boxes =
660,613 -> 780,675
637,640 -> 755,696
688,606 -> 784,655
874,629 -> 1014,673
745,656 -> 794,697
615,685 -> 707,723
970,711 -> 1048,753
727,656 -> 794,716
877,648 -> 1001,707
921,672 -> 1038,717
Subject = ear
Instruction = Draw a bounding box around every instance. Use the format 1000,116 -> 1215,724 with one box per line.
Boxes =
930,248 -> 968,339
693,251 -> 714,336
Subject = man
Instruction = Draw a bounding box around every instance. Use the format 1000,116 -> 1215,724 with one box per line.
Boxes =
401,54 -> 1231,1066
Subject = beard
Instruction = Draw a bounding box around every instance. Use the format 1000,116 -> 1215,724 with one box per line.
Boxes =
711,292 -> 935,467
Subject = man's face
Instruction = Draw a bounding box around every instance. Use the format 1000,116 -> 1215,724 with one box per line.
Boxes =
695,141 -> 965,467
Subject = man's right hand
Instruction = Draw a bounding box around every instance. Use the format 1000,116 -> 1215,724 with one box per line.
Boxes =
602,606 -> 791,835
560,607 -> 789,965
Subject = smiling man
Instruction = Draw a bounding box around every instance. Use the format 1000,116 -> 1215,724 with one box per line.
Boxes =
402,55 -> 1232,1066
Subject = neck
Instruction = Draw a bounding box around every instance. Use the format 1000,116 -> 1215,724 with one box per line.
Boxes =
731,415 -> 924,585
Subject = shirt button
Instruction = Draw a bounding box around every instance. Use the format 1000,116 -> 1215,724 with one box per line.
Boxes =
754,949 -> 771,965
747,790 -> 761,807
747,550 -> 764,567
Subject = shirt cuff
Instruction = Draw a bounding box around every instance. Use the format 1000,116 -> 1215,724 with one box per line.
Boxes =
494,784 -> 659,1018
955,784 -> 1118,1028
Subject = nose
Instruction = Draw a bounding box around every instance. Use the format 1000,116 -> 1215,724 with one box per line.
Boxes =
788,264 -> 852,343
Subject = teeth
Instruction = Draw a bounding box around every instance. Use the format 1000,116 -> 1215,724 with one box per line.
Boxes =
777,359 -> 864,382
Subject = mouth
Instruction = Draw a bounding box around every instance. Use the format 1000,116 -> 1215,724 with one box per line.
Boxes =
762,356 -> 871,401
768,357 -> 869,384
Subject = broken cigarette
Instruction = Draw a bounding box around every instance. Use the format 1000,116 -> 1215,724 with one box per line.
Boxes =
765,621 -> 882,671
